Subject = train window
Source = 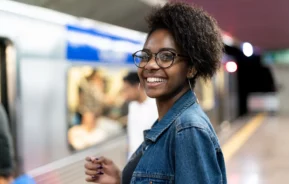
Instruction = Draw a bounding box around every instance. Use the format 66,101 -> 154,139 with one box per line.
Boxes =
66,66 -> 130,151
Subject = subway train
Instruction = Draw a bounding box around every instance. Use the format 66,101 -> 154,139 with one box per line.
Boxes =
0,1 -> 246,183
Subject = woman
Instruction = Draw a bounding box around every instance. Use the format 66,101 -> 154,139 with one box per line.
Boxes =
84,2 -> 226,183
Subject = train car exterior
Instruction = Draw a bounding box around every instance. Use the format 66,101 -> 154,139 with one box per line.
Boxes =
0,0 -> 146,173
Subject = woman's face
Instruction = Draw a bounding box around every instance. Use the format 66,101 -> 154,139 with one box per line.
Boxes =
137,29 -> 190,100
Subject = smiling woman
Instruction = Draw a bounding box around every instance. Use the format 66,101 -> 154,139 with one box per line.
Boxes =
84,2 -> 226,184
136,29 -> 192,107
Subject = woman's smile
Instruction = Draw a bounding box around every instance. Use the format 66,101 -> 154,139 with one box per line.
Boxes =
145,77 -> 167,87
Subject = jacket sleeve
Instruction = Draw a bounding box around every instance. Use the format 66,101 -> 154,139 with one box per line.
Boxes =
175,126 -> 226,184
0,104 -> 14,176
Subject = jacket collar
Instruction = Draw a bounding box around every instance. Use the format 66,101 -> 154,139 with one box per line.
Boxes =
144,90 -> 197,142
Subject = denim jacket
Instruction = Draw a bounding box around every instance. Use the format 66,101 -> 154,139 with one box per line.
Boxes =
128,90 -> 227,184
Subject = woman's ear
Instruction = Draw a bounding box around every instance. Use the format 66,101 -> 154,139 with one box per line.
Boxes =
187,67 -> 197,79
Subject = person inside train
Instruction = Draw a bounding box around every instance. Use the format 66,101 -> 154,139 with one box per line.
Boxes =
70,70 -> 105,126
68,69 -> 122,150
78,69 -> 106,118
68,105 -> 122,150
0,103 -> 14,184
122,72 -> 158,159
84,2 -> 227,183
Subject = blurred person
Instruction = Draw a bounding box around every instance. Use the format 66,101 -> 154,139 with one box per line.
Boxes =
69,70 -> 122,150
0,104 -> 14,184
68,69 -> 107,150
78,69 -> 116,119
122,72 -> 158,158
70,70 -> 105,126
0,104 -> 36,184
84,2 -> 226,184
78,69 -> 106,117
68,110 -> 122,150
12,175 -> 36,184
68,111 -> 107,150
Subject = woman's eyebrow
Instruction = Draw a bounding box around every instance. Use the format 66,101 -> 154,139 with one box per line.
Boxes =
142,48 -> 177,52
142,48 -> 150,52
159,48 -> 177,52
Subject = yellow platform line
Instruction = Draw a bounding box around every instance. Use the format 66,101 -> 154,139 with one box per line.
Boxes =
222,113 -> 266,163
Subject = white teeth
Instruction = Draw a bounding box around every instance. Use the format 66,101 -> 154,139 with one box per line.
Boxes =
147,77 -> 166,83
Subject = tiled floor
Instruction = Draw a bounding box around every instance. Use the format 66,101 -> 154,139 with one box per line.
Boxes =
225,115 -> 289,184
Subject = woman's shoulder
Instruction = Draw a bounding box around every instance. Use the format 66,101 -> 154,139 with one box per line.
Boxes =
175,104 -> 213,133
174,104 -> 220,147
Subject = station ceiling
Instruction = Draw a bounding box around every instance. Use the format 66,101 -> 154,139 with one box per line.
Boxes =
11,0 -> 289,51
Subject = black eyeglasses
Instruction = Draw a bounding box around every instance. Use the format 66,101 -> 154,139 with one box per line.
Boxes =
132,50 -> 188,69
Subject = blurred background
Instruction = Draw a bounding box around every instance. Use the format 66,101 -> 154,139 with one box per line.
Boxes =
0,0 -> 288,183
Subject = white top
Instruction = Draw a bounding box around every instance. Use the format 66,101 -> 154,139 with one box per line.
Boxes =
127,98 -> 158,158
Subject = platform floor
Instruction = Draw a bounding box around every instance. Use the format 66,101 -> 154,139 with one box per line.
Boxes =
224,114 -> 289,184
27,113 -> 289,184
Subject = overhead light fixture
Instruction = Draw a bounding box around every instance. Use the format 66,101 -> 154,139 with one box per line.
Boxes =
222,33 -> 234,46
225,61 -> 237,73
242,42 -> 254,57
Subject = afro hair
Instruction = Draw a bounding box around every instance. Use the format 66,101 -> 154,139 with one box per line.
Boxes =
146,2 -> 224,84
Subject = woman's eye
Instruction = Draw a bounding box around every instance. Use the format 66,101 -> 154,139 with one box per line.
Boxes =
140,55 -> 149,60
160,54 -> 173,61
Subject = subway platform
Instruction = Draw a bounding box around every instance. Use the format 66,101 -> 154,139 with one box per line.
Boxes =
222,113 -> 289,184
26,113 -> 289,184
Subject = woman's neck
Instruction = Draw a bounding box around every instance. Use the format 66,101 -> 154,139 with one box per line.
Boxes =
137,90 -> 147,103
156,86 -> 190,121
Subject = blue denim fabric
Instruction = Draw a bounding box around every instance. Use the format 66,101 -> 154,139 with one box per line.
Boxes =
128,90 -> 227,184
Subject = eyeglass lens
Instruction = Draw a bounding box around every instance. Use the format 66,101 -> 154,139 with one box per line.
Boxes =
133,50 -> 175,68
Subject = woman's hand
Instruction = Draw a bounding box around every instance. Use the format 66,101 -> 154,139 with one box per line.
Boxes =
85,156 -> 121,184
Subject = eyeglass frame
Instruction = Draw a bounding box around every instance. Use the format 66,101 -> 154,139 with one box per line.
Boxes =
132,49 -> 189,69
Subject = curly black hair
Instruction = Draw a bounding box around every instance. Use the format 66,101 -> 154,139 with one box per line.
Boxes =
146,2 -> 224,85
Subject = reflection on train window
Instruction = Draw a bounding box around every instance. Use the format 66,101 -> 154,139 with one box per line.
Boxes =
67,66 -> 129,151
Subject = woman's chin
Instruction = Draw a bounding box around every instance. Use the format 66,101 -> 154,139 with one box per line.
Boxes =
145,91 -> 160,99
145,93 -> 158,99
145,90 -> 165,99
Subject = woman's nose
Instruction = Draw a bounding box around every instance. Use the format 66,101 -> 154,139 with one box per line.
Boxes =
144,56 -> 160,70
